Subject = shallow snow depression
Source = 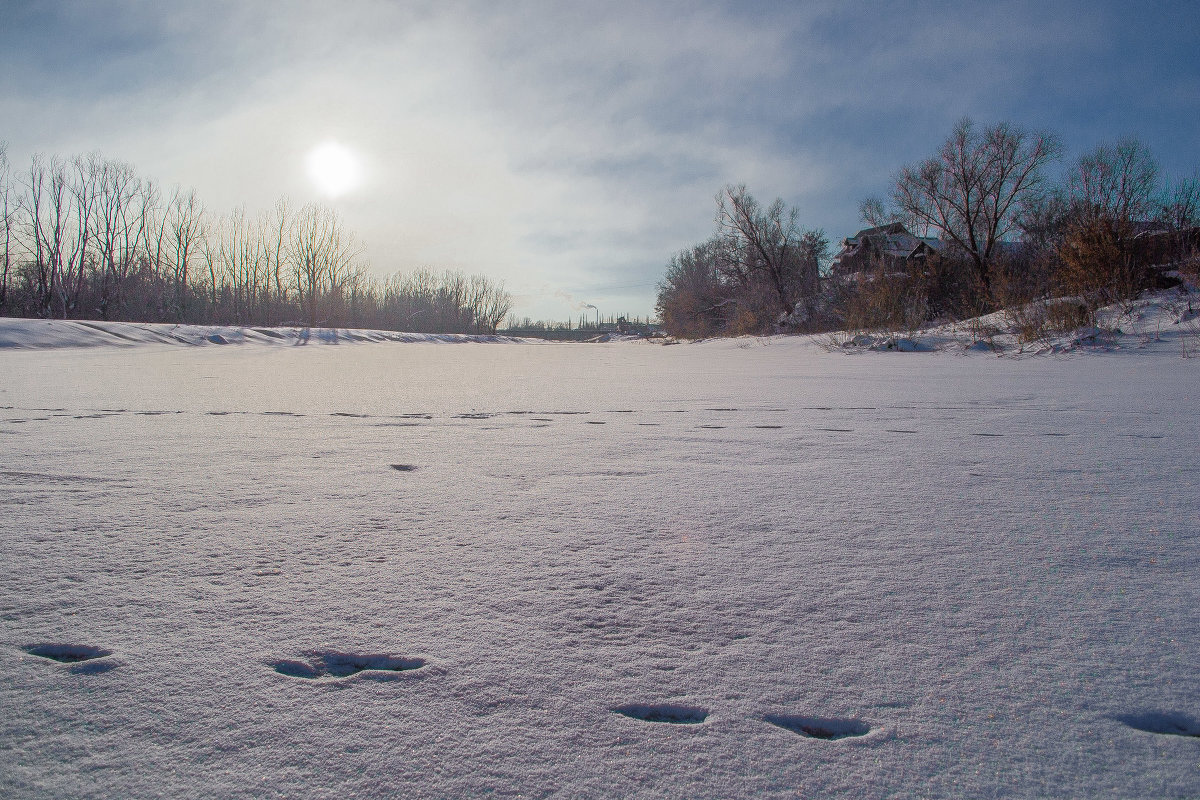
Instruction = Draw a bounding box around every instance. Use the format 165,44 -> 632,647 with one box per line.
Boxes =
1,327 -> 1198,798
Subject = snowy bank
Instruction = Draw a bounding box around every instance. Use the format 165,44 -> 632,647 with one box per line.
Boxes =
812,289 -> 1200,357
0,318 -> 530,349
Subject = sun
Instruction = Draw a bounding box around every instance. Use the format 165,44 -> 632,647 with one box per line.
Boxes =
306,141 -> 363,197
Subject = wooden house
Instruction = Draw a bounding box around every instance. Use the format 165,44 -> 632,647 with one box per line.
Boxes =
830,223 -> 945,277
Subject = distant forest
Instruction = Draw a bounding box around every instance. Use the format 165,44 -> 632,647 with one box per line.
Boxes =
0,144 -> 512,334
657,119 -> 1200,339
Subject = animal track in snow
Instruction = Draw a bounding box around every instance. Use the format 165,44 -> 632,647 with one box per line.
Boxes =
764,714 -> 871,740
269,651 -> 427,680
612,703 -> 708,724
23,644 -> 118,673
24,643 -> 111,663
1115,711 -> 1200,737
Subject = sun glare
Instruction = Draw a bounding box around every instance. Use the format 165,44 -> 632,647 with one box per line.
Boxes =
306,141 -> 363,197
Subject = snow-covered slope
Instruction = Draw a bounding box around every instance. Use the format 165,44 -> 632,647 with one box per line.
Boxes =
819,288 -> 1200,356
1,329 -> 1197,798
0,318 -> 527,349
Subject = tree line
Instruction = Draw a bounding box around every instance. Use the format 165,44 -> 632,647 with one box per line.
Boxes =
657,119 -> 1200,338
0,144 -> 512,334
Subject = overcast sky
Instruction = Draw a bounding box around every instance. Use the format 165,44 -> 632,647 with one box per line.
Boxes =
3,0 -> 1198,320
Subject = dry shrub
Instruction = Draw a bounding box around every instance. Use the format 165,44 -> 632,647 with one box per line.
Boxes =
725,304 -> 767,336
1006,303 -> 1048,345
843,271 -> 926,333
991,254 -> 1049,344
1045,299 -> 1091,331
1056,216 -> 1143,308
924,252 -> 987,320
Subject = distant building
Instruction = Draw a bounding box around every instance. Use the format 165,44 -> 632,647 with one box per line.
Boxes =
616,317 -> 661,336
1131,223 -> 1200,283
829,223 -> 945,277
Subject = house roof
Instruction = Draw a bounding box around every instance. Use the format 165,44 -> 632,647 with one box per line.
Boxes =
833,224 -> 944,266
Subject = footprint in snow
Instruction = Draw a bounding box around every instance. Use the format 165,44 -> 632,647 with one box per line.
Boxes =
269,650 -> 427,681
612,703 -> 708,724
23,643 -> 119,673
1115,711 -> 1200,738
764,714 -> 871,740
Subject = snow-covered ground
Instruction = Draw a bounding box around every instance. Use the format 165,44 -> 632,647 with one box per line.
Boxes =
1,317 -> 1198,798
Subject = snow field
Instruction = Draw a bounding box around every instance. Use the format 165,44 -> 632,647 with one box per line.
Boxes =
1,335 -> 1198,798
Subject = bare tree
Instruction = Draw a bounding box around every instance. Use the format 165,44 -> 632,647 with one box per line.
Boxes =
62,153 -> 104,316
218,206 -> 266,323
289,203 -> 361,327
655,239 -> 728,338
1054,138 -> 1180,307
259,197 -> 291,322
891,117 -> 1061,291
93,158 -> 143,319
201,223 -> 220,314
131,180 -> 171,319
20,154 -> 76,318
1069,137 -> 1160,224
858,195 -> 922,233
467,273 -> 512,333
0,143 -> 14,310
714,184 -> 824,321
1159,173 -> 1200,231
168,187 -> 205,321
